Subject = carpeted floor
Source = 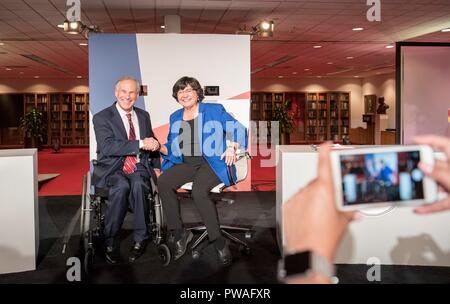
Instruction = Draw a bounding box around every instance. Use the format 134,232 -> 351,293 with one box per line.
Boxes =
1,192 -> 450,284
37,147 -> 276,196
38,148 -> 90,196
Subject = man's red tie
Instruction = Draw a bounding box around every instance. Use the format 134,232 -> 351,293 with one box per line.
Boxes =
123,113 -> 137,175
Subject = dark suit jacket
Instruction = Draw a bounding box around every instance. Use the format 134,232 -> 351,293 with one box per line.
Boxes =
92,103 -> 160,188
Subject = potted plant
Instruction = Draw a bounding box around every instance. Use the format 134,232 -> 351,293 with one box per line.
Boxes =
273,100 -> 294,145
20,108 -> 47,149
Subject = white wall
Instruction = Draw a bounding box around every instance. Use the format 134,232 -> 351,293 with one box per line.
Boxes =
362,73 -> 396,129
252,77 -> 365,128
0,78 -> 88,93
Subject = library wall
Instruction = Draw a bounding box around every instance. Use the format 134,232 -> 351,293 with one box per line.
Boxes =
361,73 -> 396,129
252,77 -> 365,128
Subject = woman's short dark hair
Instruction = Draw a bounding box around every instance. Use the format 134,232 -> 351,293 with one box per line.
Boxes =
172,76 -> 204,102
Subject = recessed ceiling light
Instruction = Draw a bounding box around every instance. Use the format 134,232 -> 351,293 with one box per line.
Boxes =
313,45 -> 322,49
441,28 -> 450,32
327,62 -> 333,65
292,72 -> 297,75
278,75 -> 283,78
317,76 -> 322,78
79,43 -> 88,46
0,42 -> 4,46
76,76 -> 82,79
346,56 -> 354,59
376,72 -> 381,75
352,27 -> 364,31
34,76 -> 40,78
57,24 -> 64,28
354,76 -> 359,78
5,68 -> 11,71
19,72 -> 24,74
304,68 -> 310,71
385,45 -> 394,49
160,25 -> 165,29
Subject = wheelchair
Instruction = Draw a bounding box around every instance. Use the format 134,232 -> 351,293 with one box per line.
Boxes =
79,165 -> 171,274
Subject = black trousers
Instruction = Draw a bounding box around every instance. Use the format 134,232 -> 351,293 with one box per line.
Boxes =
158,158 -> 222,241
104,163 -> 150,247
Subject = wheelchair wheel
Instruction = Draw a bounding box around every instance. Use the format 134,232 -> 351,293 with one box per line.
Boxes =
84,247 -> 95,275
157,244 -> 171,267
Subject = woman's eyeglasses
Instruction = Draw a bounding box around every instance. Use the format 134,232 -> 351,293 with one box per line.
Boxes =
177,88 -> 196,96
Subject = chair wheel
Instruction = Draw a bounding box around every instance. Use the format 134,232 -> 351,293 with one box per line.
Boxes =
84,248 -> 95,275
192,250 -> 201,260
245,231 -> 253,239
157,244 -> 171,267
239,245 -> 251,255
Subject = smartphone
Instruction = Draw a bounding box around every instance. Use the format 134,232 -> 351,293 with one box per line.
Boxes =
330,145 -> 438,211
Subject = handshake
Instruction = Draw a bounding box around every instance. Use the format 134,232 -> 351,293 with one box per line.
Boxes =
142,137 -> 160,152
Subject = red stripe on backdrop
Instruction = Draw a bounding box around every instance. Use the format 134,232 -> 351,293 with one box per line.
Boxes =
38,148 -> 90,196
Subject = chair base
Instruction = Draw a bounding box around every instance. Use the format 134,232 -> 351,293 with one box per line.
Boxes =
188,224 -> 252,258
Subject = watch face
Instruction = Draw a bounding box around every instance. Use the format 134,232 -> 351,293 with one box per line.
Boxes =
283,251 -> 310,277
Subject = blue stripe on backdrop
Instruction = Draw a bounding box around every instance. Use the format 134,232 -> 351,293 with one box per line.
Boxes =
88,33 -> 144,115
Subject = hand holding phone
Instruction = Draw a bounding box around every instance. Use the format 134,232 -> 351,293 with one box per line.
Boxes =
330,145 -> 438,211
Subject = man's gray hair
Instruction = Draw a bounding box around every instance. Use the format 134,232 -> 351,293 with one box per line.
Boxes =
115,76 -> 141,93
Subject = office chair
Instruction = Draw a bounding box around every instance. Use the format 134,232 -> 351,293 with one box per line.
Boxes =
179,150 -> 252,259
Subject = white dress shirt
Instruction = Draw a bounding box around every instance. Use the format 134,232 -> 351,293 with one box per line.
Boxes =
115,103 -> 143,161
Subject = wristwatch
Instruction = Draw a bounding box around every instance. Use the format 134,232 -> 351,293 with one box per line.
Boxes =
277,250 -> 335,282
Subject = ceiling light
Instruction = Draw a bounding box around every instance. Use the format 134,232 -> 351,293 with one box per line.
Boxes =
327,62 -> 333,65
63,20 -> 100,38
346,56 -> 354,59
34,76 -> 40,79
352,27 -> 364,31
441,28 -> 450,32
0,42 -> 4,46
385,45 -> 394,49
313,45 -> 322,49
64,20 -> 83,34
304,68 -> 310,71
292,72 -> 297,75
238,20 -> 274,37
160,25 -> 165,29
317,76 -> 322,78
19,72 -> 24,74
76,76 -> 82,78
57,24 -> 64,28
278,75 -> 283,78
354,76 -> 359,78
79,43 -> 88,46
5,68 -> 11,71
255,20 -> 274,37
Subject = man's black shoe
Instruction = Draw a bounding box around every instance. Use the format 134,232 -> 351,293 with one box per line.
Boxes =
105,246 -> 120,264
129,241 -> 146,263
215,240 -> 232,266
173,230 -> 193,260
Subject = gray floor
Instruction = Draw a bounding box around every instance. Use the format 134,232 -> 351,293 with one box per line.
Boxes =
1,192 -> 449,284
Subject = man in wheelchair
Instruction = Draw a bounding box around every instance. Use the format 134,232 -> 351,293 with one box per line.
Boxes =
92,76 -> 161,264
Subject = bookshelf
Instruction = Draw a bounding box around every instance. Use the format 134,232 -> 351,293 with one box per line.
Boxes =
251,91 -> 351,143
24,92 -> 89,147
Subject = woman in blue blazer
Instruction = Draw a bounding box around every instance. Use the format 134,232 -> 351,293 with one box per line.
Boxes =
158,76 -> 247,266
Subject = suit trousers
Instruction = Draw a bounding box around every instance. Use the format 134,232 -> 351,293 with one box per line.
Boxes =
104,163 -> 150,247
158,157 -> 222,241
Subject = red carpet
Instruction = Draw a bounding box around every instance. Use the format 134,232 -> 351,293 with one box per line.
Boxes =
37,147 -> 275,196
250,146 -> 276,191
38,148 -> 89,196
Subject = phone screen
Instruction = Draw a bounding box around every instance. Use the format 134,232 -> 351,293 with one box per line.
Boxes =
339,150 -> 424,206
